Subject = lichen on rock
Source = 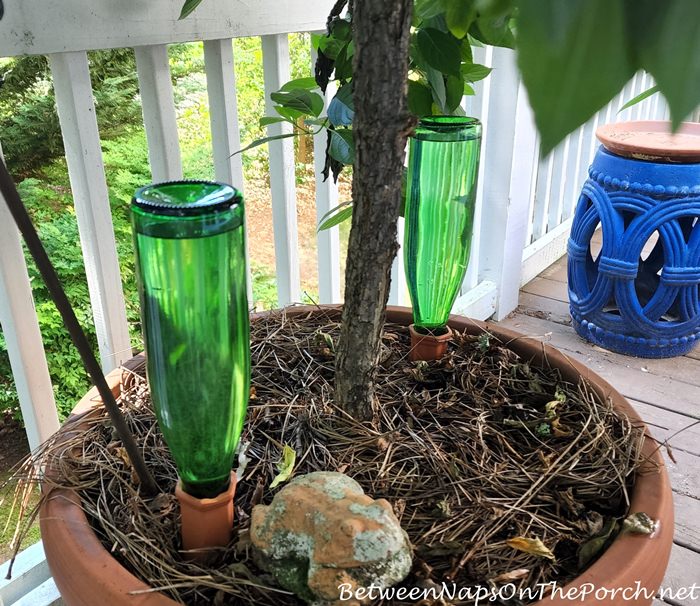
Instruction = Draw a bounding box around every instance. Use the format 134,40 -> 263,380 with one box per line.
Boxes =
250,471 -> 412,605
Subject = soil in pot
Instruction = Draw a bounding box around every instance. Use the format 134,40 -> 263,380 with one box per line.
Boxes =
23,307 -> 658,605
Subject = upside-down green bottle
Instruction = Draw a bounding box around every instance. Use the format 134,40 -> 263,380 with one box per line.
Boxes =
404,116 -> 482,330
131,181 -> 249,499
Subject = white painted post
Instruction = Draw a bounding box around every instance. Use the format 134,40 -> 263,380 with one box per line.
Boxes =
49,52 -> 132,372
562,127 -> 585,220
134,44 -> 183,182
601,91 -> 616,128
203,38 -> 254,304
631,72 -> 646,121
617,75 -> 633,122
311,41 -> 341,304
524,133 -> 540,247
612,80 -> 633,124
388,218 -> 406,306
0,146 -> 60,450
577,112 -> 599,195
651,77 -> 662,120
532,153 -> 554,240
478,52 -> 539,320
546,137 -> 570,231
641,74 -> 655,121
261,34 -> 301,306
661,96 -> 671,121
462,44 -> 492,292
588,109 -> 603,165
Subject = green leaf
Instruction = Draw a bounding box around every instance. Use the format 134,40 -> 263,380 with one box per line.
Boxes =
475,0 -> 513,18
461,63 -> 492,83
330,18 -> 352,42
304,117 -> 330,127
280,77 -> 319,92
618,85 -> 660,112
422,13 -> 450,33
334,42 -> 354,81
460,39 -> 473,64
269,444 -> 296,489
417,28 -> 463,78
469,14 -> 515,48
427,67 -> 447,113
408,80 -> 434,117
415,0 -> 447,20
318,36 -> 345,61
334,84 -> 354,111
516,0 -> 635,155
468,33 -> 484,48
318,201 -> 354,231
410,35 -> 430,72
329,129 -> 355,165
274,106 -> 306,122
328,83 -> 354,126
536,422 -> 551,437
444,0 -> 476,39
232,132 -> 299,157
259,116 -> 290,127
270,89 -> 325,117
179,0 -> 204,20
634,1 -> 700,128
445,75 -> 464,112
310,33 -> 323,51
578,519 -> 618,568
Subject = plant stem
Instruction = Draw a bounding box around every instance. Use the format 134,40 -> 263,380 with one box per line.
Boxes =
0,158 -> 159,496
334,0 -> 413,419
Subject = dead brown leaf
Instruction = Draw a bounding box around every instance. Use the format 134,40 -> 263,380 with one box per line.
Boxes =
506,537 -> 555,560
491,568 -> 530,583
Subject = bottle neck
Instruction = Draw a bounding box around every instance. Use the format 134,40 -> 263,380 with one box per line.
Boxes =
131,205 -> 244,239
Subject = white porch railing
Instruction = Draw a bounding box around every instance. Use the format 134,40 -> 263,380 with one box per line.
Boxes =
1,0 -> 669,456
520,70 -> 671,287
0,0 -> 668,451
0,4 -> 670,602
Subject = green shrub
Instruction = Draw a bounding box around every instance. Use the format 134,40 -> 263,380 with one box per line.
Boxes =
0,182 -> 95,418
0,50 -> 141,174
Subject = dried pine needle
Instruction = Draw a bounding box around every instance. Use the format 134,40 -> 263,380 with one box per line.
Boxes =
7,308 -> 646,604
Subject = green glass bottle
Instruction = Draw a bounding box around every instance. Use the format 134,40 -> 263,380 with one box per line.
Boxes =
131,181 -> 249,499
404,116 -> 482,330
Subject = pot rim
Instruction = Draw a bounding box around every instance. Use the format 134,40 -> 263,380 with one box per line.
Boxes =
40,305 -> 673,606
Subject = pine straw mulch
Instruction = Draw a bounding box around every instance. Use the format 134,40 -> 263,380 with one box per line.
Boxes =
8,308 -> 650,605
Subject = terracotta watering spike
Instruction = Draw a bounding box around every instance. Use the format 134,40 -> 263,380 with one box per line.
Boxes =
409,324 -> 453,361
175,472 -> 236,561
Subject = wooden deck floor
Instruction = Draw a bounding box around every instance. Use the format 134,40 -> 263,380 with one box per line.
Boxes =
496,253 -> 700,606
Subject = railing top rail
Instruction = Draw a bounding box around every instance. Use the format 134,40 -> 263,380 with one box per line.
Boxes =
0,0 -> 332,57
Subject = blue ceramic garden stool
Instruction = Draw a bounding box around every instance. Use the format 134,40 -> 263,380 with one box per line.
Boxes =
568,123 -> 700,358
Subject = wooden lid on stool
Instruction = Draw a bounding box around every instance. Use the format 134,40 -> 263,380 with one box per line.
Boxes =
597,120 -> 700,163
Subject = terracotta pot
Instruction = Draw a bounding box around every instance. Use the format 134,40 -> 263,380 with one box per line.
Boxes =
40,306 -> 673,606
409,324 -> 453,361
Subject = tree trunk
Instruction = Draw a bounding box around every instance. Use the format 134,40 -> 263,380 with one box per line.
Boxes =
334,0 -> 413,419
